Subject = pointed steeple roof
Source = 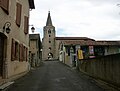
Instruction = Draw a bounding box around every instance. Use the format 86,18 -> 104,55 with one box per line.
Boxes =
46,11 -> 53,26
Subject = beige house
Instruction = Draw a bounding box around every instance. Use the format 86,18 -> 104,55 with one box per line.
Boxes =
29,34 -> 42,68
0,0 -> 35,85
42,12 -> 120,65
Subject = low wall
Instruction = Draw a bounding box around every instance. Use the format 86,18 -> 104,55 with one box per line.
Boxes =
77,53 -> 120,87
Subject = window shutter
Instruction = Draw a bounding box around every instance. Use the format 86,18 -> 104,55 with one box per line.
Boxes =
24,16 -> 29,34
15,41 -> 19,60
16,3 -> 22,27
26,48 -> 28,61
19,44 -> 21,61
19,44 -> 23,61
22,45 -> 24,61
11,39 -> 15,61
23,46 -> 25,61
0,0 -> 9,14
0,0 -> 1,6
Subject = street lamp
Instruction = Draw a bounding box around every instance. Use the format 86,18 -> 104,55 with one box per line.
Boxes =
29,25 -> 35,33
31,26 -> 35,33
3,22 -> 11,34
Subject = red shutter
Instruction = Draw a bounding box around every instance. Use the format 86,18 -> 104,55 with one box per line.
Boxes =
14,41 -> 19,60
21,44 -> 24,61
26,48 -> 28,61
23,46 -> 25,61
19,44 -> 23,61
11,39 -> 15,61
19,44 -> 21,61
0,0 -> 1,6
16,3 -> 22,27
24,16 -> 29,34
0,0 -> 9,14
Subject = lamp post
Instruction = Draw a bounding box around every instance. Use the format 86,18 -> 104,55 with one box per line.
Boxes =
29,25 -> 35,33
3,22 -> 11,34
31,26 -> 35,33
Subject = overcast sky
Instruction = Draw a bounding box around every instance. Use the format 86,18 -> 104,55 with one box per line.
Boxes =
29,0 -> 120,40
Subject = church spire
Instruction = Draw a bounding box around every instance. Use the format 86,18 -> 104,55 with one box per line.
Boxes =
46,11 -> 53,26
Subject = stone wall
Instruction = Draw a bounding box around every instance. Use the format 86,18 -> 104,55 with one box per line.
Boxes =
77,53 -> 120,87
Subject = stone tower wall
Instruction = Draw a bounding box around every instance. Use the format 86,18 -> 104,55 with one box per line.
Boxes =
42,26 -> 56,60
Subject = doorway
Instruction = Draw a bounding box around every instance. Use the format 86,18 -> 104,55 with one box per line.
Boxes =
0,35 -> 4,77
48,52 -> 53,60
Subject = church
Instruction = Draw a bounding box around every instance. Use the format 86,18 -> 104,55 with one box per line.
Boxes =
42,11 -> 120,65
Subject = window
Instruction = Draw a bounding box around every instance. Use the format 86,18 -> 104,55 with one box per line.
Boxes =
0,0 -> 9,14
15,41 -> 19,60
26,48 -> 28,61
23,46 -> 25,61
11,39 -> 19,61
49,35 -> 51,37
19,45 -> 28,62
11,39 -> 27,62
11,39 -> 15,61
24,16 -> 29,34
16,3 -> 22,27
23,46 -> 28,61
48,29 -> 51,34
19,44 -> 23,61
49,47 -> 51,50
49,41 -> 51,43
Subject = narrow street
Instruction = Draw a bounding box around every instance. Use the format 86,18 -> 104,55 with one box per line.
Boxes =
5,60 -> 104,91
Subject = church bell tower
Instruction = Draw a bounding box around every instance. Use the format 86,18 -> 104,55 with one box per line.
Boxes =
42,11 -> 56,60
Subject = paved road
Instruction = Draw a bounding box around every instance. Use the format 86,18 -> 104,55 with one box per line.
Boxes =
6,61 -> 104,91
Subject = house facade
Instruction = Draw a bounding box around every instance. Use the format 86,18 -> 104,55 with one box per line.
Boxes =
0,0 -> 35,85
42,12 -> 120,65
29,34 -> 42,67
58,39 -> 120,66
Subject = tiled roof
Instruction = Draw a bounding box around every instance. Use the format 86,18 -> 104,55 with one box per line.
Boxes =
61,40 -> 120,46
96,41 -> 120,45
55,37 -> 95,41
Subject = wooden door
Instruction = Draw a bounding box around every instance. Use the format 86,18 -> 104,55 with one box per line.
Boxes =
0,36 -> 4,76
